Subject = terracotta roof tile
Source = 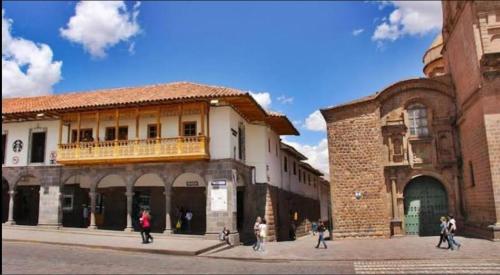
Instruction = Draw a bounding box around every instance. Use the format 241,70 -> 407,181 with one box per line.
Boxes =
2,82 -> 243,114
2,81 -> 299,136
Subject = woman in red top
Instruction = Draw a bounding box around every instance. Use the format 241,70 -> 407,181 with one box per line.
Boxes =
140,210 -> 153,244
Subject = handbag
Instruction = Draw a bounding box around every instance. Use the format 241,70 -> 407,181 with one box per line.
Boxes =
176,220 -> 181,229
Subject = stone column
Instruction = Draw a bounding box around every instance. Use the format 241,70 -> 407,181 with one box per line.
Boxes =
390,174 -> 403,236
125,189 -> 134,232
58,191 -> 63,227
7,190 -> 16,225
163,185 -> 172,234
391,177 -> 398,219
88,190 -> 97,229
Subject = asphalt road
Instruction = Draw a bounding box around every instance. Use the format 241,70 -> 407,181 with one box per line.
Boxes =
2,241 -> 353,274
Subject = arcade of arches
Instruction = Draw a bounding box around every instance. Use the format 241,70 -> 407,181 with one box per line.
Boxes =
2,160 -> 253,243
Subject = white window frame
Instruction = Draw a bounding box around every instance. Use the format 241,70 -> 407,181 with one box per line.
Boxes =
408,104 -> 429,137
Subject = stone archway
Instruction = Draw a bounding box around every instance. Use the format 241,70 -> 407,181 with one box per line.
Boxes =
403,176 -> 448,236
2,178 -> 9,223
96,174 -> 127,230
171,173 -> 206,235
14,175 -> 40,226
133,173 -> 165,233
61,175 -> 92,228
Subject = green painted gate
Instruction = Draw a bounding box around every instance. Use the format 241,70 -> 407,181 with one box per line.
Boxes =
404,176 -> 447,236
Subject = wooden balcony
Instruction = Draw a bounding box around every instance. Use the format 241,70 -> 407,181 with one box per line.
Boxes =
56,136 -> 209,165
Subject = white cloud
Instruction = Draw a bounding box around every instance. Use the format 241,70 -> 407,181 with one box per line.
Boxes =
60,1 -> 141,58
283,138 -> 330,177
250,92 -> 272,110
372,1 -> 442,42
2,9 -> 62,98
352,28 -> 365,36
304,110 -> 326,132
277,95 -> 294,104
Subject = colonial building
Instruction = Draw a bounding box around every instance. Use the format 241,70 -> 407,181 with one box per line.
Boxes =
2,81 -> 330,243
321,1 -> 499,240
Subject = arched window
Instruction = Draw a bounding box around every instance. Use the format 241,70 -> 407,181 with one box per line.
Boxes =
408,103 -> 429,137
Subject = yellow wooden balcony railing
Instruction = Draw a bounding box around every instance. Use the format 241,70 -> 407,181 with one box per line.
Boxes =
56,136 -> 209,165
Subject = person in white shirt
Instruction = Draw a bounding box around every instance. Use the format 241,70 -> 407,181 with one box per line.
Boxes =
252,216 -> 262,251
185,209 -> 193,233
258,218 -> 267,252
447,214 -> 461,250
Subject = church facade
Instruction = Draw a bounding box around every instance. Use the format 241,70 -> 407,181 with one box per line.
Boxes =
321,1 -> 500,240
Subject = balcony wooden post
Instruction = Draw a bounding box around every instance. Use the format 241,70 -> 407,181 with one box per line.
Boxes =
95,111 -> 100,143
77,113 -> 81,143
206,102 -> 210,138
200,103 -> 205,136
114,109 -> 119,141
178,105 -> 183,136
135,108 -> 139,139
58,117 -> 63,145
156,107 -> 161,139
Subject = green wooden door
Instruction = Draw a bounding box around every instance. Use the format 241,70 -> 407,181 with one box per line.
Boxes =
404,177 -> 447,236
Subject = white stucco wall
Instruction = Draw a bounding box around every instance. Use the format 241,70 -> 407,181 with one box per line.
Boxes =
265,129 -> 282,188
2,120 -> 59,167
245,124 -> 267,183
209,106 -> 232,160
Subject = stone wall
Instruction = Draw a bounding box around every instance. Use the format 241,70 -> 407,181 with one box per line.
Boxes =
442,0 -> 500,240
323,101 -> 390,239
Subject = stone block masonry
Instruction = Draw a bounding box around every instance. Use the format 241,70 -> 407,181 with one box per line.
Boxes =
324,102 -> 390,239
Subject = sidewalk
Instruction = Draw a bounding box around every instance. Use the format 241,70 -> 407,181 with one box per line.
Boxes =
204,233 -> 500,261
2,225 -> 225,256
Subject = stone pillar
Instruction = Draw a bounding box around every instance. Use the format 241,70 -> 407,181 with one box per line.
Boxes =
163,185 -> 172,234
390,174 -> 403,236
125,189 -> 134,232
58,191 -> 63,227
88,190 -> 97,229
391,177 -> 398,219
7,190 -> 16,225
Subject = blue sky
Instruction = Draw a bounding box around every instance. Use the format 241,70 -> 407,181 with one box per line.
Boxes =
2,1 -> 443,173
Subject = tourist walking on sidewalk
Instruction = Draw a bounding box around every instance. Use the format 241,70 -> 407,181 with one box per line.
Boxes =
253,216 -> 262,251
258,218 -> 267,252
447,214 -> 461,250
436,216 -> 449,248
185,209 -> 193,233
139,210 -> 153,244
315,220 -> 327,249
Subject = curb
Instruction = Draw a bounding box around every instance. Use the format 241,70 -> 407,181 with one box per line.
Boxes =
3,239 -> 226,256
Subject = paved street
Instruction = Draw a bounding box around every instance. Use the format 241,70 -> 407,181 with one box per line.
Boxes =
2,241 -> 354,274
208,233 -> 500,261
4,241 -> 500,274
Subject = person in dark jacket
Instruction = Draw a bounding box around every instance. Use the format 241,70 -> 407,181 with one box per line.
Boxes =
315,220 -> 327,249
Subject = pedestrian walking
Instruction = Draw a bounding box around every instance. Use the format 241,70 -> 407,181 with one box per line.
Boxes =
253,216 -> 262,251
447,214 -> 461,250
219,227 -> 231,246
436,216 -> 448,248
258,218 -> 267,252
185,209 -> 193,233
315,220 -> 327,249
139,210 -> 153,244
312,221 -> 318,236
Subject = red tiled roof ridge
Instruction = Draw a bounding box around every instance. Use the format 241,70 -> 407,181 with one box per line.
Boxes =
2,81 -> 245,101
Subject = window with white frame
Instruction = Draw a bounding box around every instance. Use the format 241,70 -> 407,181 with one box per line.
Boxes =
408,103 -> 429,137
